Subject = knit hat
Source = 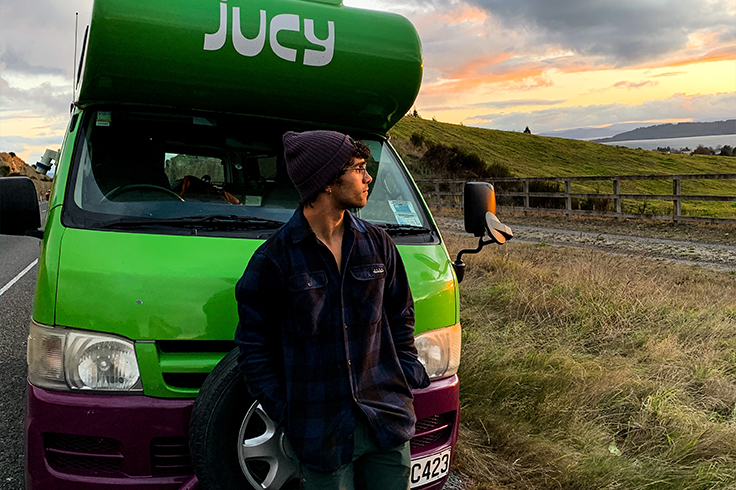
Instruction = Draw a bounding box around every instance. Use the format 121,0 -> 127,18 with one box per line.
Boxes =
283,130 -> 355,201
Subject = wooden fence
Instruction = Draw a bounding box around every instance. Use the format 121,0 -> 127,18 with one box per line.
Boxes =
415,174 -> 736,224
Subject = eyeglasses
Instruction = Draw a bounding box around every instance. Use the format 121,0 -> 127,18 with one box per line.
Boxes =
345,166 -> 370,178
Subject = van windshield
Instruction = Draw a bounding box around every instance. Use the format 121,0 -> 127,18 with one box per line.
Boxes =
64,109 -> 435,241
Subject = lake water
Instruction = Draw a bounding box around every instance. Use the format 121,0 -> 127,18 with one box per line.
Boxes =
601,134 -> 736,151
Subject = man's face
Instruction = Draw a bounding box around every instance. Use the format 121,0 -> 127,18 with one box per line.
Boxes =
331,158 -> 372,209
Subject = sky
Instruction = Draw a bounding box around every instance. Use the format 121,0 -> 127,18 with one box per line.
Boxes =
1,0 -> 735,164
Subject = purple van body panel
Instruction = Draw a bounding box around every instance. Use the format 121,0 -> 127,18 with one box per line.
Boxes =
25,382 -> 193,490
25,375 -> 459,489
411,375 -> 460,490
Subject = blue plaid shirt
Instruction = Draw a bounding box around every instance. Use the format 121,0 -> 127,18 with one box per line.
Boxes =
234,207 -> 430,472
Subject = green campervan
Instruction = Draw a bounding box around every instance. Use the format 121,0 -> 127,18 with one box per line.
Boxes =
0,0 -> 511,489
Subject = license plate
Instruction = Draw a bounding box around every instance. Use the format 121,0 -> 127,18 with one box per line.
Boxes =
409,448 -> 452,488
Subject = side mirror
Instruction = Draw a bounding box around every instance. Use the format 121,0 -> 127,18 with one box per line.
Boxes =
453,182 -> 513,283
0,177 -> 42,237
464,182 -> 496,237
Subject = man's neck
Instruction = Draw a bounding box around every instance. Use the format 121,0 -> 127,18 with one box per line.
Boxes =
303,202 -> 346,243
303,200 -> 348,272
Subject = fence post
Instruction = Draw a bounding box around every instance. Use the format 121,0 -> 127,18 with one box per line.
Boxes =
435,181 -> 441,208
613,179 -> 621,218
523,180 -> 530,216
565,180 -> 571,218
673,178 -> 681,224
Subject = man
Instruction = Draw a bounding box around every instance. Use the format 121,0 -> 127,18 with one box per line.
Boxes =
234,130 -> 430,490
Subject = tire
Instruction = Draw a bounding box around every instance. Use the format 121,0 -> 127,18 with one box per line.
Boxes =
189,348 -> 300,490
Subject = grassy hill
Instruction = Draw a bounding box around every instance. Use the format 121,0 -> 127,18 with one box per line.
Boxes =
388,117 -> 736,218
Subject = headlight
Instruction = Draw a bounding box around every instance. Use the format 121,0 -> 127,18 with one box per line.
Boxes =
27,321 -> 142,392
415,323 -> 461,380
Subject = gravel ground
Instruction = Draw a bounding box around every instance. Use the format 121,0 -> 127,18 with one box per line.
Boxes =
436,216 -> 736,272
443,472 -> 467,490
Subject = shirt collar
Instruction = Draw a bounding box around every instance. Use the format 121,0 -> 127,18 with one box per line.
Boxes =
290,207 -> 367,244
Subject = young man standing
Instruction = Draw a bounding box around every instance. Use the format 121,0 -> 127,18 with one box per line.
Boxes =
234,130 -> 430,489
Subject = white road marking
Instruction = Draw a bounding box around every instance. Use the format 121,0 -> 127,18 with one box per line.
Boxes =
0,259 -> 39,297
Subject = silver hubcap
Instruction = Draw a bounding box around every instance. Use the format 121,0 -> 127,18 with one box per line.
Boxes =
237,402 -> 299,490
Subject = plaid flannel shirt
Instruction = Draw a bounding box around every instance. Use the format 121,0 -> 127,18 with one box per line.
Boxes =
234,207 -> 430,472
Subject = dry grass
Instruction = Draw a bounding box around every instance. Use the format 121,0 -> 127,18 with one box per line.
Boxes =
446,234 -> 736,489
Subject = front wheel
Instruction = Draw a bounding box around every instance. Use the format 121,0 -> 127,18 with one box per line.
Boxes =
189,349 -> 301,490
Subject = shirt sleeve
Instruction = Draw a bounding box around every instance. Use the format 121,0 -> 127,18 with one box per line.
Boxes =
234,251 -> 288,425
382,232 -> 431,390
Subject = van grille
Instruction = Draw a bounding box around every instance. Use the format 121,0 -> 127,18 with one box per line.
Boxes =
411,412 -> 454,451
152,340 -> 235,393
163,372 -> 211,389
151,437 -> 193,475
44,433 -> 123,474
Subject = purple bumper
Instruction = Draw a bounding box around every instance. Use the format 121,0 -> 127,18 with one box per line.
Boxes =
25,375 -> 459,490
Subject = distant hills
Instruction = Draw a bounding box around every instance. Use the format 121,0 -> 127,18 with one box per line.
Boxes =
1,152 -> 52,199
389,116 -> 735,178
591,120 -> 735,143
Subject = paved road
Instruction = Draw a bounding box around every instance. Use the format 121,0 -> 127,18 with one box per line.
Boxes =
0,202 -> 46,489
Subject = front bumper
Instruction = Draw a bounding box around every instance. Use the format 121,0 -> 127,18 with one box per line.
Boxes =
25,375 -> 459,490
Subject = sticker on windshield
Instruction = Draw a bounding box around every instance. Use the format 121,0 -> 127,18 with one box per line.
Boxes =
244,195 -> 263,207
96,111 -> 112,127
389,200 -> 421,226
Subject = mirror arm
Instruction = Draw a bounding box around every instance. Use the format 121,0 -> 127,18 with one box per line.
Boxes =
452,237 -> 493,283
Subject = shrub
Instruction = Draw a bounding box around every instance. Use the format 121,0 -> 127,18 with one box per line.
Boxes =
409,132 -> 427,148
691,145 -> 714,155
420,142 -> 513,179
574,197 -> 611,212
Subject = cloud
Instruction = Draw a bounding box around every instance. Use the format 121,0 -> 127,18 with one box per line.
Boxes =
649,71 -> 687,78
399,0 -> 734,73
467,92 -> 736,133
612,80 -> 659,90
1,48 -> 65,77
458,0 -> 734,66
0,77 -> 72,116
0,0 -> 93,79
424,98 -> 566,111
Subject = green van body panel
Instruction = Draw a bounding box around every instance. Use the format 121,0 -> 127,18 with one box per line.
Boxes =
53,230 -> 456,398
33,108 -> 84,326
54,230 -> 456,340
32,208 -> 64,326
78,0 -> 423,135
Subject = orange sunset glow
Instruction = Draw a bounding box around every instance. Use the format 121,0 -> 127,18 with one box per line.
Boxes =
1,0 -> 734,163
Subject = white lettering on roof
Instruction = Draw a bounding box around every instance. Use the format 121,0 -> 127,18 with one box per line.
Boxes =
233,8 -> 266,57
203,1 -> 335,67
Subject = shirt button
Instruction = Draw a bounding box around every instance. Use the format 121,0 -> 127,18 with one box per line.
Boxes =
347,359 -> 352,365
344,324 -> 348,329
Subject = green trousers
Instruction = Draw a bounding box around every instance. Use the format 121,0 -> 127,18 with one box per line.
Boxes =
299,411 -> 411,490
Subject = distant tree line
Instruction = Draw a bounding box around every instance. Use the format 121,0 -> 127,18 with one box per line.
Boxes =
655,145 -> 734,156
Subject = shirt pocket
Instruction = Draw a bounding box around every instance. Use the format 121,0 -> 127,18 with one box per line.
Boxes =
288,271 -> 329,337
348,263 -> 387,326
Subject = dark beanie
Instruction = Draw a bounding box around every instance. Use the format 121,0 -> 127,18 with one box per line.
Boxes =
283,130 -> 355,201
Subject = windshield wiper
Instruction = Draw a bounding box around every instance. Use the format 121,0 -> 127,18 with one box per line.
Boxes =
376,223 -> 432,236
98,214 -> 284,230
